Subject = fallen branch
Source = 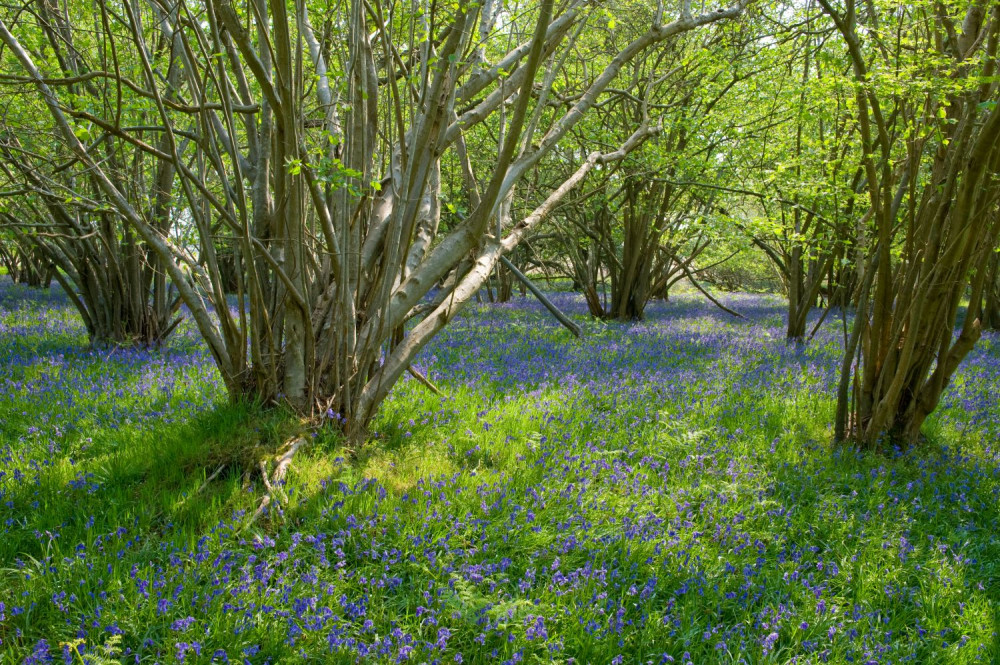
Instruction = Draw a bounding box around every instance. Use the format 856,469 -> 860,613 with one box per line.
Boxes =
175,464 -> 225,509
683,266 -> 744,319
500,255 -> 582,337
199,464 -> 225,491
407,365 -> 442,395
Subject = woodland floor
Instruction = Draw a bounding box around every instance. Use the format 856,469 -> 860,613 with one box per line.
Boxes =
1,279 -> 999,664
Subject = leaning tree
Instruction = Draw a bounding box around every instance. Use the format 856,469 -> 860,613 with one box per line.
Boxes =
0,0 -> 746,436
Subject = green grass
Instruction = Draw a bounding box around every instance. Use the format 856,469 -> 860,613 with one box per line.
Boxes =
1,289 -> 998,664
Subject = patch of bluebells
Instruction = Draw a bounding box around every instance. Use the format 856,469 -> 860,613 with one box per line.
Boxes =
1,279 -> 999,663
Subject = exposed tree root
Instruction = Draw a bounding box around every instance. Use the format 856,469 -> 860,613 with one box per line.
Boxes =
248,436 -> 307,527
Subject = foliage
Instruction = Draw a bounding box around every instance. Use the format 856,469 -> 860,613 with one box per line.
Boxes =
699,242 -> 781,293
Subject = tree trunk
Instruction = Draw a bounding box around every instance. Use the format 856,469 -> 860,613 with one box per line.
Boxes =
983,251 -> 1000,330
0,0 -> 744,435
821,0 -> 1000,446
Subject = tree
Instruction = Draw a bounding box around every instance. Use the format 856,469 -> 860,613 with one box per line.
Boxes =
817,0 -> 1000,444
983,247 -> 1000,330
0,0 -> 745,436
545,18 -> 754,320
707,10 -> 867,341
0,12 -> 182,344
0,233 -> 52,288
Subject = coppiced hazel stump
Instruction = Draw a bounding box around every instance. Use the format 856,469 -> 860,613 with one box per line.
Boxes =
820,0 -> 1000,444
0,0 -> 745,436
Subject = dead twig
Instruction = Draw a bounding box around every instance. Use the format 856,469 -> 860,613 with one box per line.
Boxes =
175,464 -> 225,510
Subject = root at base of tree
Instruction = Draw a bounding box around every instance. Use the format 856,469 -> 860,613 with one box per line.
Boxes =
248,436 -> 308,527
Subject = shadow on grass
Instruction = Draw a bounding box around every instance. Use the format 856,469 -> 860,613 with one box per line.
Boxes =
707,390 -> 1000,662
0,401 -> 300,565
